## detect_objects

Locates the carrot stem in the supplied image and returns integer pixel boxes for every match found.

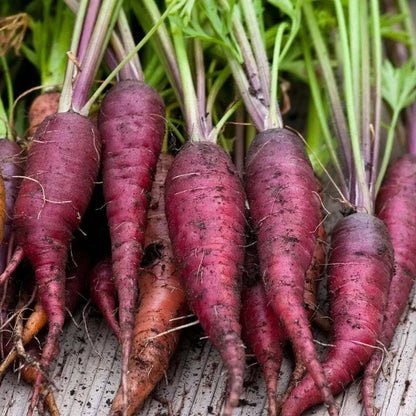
[59,0,89,113]
[82,2,175,115]
[369,0,383,202]
[360,1,371,188]
[170,21,204,141]
[303,2,352,186]
[71,0,121,114]
[239,0,270,107]
[334,0,370,212]
[300,29,346,194]
[267,22,287,130]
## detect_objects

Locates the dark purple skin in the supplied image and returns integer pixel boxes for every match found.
[165,141,246,416]
[8,112,101,410]
[241,281,285,416]
[240,238,284,416]
[0,140,25,273]
[98,79,165,404]
[89,256,120,339]
[362,154,416,416]
[282,213,394,416]
[245,127,336,413]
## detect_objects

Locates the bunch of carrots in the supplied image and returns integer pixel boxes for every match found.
[0,1,416,415]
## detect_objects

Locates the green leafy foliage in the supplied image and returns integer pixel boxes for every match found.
[380,12,411,44]
[382,59,416,112]
[20,0,74,87]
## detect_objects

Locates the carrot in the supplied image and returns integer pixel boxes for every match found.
[165,141,246,416]
[240,229,285,416]
[89,256,120,339]
[19,357,59,416]
[0,111,101,413]
[27,91,60,140]
[0,2,120,411]
[241,271,285,416]
[281,213,394,415]
[110,153,187,416]
[98,78,165,409]
[245,127,336,413]
[362,154,416,415]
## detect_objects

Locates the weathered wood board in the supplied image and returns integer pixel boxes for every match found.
[1,285,415,416]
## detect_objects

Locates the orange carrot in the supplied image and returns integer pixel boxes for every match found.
[18,342,59,416]
[110,154,187,416]
[27,91,60,139]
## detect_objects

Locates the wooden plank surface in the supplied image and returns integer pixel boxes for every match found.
[1,284,415,416]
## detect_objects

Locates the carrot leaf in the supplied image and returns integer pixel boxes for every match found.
[381,59,416,111]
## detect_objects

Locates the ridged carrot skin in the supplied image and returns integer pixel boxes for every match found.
[245,127,336,414]
[165,141,246,416]
[2,112,101,411]
[282,213,394,415]
[362,154,416,416]
[98,79,165,408]
[111,153,187,416]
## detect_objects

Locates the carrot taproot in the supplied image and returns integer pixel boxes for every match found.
[241,275,285,416]
[89,256,120,339]
[0,112,101,411]
[98,79,165,409]
[111,153,187,416]
[245,127,336,414]
[281,213,394,415]
[362,154,416,415]
[239,228,285,416]
[165,141,246,416]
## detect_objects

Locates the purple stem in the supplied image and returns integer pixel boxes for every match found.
[108,29,139,81]
[103,49,121,82]
[77,0,101,65]
[71,0,120,113]
[194,39,209,135]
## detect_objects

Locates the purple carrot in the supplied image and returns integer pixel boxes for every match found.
[282,213,393,415]
[89,256,120,338]
[362,154,416,415]
[245,127,336,414]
